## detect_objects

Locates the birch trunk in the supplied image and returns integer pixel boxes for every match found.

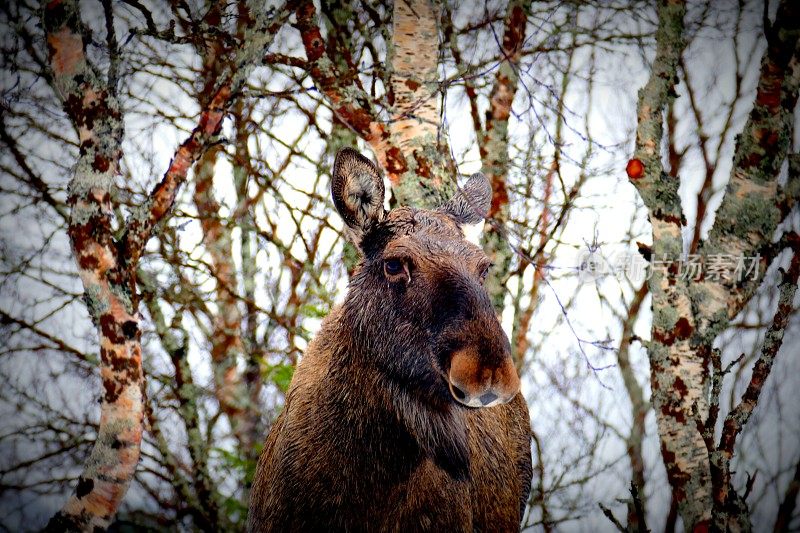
[631,0,800,530]
[479,0,532,312]
[390,0,440,152]
[388,0,451,207]
[43,2,143,528]
[42,2,291,527]
[627,2,708,526]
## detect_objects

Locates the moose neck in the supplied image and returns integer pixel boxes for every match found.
[322,296,471,481]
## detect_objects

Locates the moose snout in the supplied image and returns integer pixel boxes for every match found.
[447,347,520,408]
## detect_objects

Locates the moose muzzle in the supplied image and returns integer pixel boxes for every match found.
[447,345,520,408]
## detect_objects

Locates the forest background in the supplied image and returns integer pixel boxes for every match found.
[0,0,798,531]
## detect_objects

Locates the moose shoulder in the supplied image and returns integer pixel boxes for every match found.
[248,149,532,532]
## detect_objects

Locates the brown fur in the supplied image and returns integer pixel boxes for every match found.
[248,149,532,532]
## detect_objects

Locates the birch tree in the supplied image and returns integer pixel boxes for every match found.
[37,0,289,528]
[629,0,799,529]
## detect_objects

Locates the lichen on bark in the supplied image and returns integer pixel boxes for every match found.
[42,1,292,529]
[629,0,800,530]
[478,0,532,313]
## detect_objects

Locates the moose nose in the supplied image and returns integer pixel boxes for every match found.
[479,392,498,405]
[448,379,508,407]
[450,383,468,402]
[449,383,498,406]
[447,348,520,408]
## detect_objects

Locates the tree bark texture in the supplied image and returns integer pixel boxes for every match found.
[43,2,143,528]
[42,1,290,528]
[388,0,450,207]
[630,0,800,530]
[479,0,532,311]
[295,0,451,208]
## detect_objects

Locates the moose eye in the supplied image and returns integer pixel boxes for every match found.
[384,258,404,277]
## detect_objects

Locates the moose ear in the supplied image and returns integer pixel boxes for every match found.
[440,172,493,225]
[332,148,386,234]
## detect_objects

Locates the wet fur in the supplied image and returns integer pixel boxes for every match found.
[248,151,532,532]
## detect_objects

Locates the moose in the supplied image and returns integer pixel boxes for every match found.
[248,148,532,531]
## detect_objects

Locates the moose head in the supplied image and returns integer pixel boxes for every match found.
[332,148,520,409]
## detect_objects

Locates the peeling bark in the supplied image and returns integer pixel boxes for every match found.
[294,0,450,208]
[41,1,290,528]
[630,0,800,530]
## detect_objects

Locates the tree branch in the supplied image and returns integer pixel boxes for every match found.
[711,244,800,530]
[694,0,800,335]
[40,1,291,529]
[120,5,292,269]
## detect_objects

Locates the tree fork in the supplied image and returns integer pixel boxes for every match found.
[42,1,291,528]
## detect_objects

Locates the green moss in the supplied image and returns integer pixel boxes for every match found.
[654,174,682,213]
[732,112,792,184]
[109,282,134,315]
[687,282,730,340]
[83,284,110,319]
[647,341,669,365]
[70,201,102,226]
[342,240,360,273]
[720,194,779,240]
[394,143,452,210]
[653,304,678,332]
[652,234,682,260]
[394,174,421,207]
[481,227,512,312]
[83,418,137,475]
[483,122,510,177]
[785,168,800,200]
[178,382,198,404]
